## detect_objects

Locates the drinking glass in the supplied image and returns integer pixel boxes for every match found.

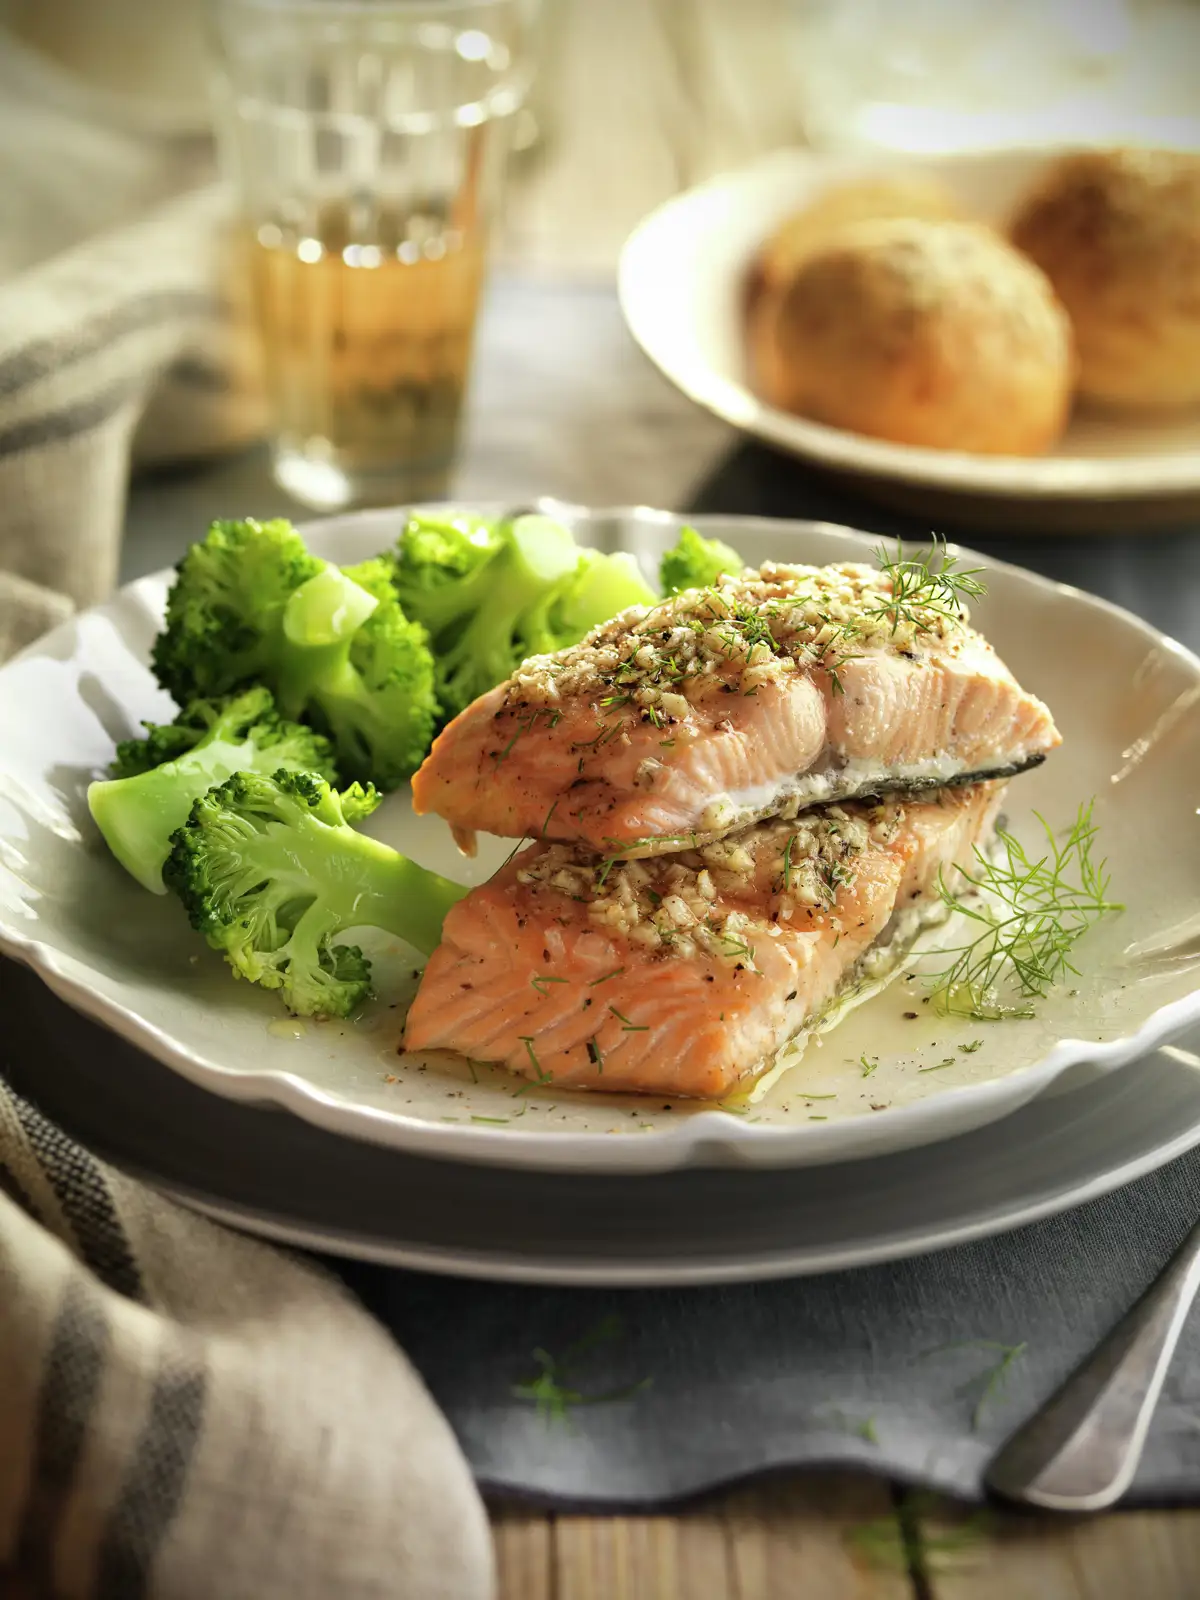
[207,0,539,509]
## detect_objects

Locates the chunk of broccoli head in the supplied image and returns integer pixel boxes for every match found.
[151,518,437,789]
[163,770,469,1018]
[88,687,338,893]
[660,525,745,595]
[392,511,657,721]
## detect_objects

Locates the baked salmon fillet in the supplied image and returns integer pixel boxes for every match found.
[404,783,1004,1099]
[411,561,1059,856]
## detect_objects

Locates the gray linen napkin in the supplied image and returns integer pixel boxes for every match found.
[353,1152,1200,1509]
[0,29,264,610]
[0,1077,494,1599]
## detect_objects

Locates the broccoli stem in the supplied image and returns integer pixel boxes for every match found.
[507,515,581,585]
[216,799,466,959]
[331,834,468,958]
[558,551,656,634]
[284,563,379,647]
[89,737,268,894]
[275,565,381,720]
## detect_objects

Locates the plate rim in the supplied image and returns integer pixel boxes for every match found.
[3,505,1200,1174]
[142,1057,1200,1284]
[18,952,1200,1288]
[617,146,1200,502]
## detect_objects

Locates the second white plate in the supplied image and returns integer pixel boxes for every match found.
[619,148,1200,516]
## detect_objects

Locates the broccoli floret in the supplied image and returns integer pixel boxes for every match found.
[89,687,337,894]
[660,525,745,595]
[151,518,437,788]
[394,511,656,721]
[390,510,500,621]
[163,770,468,1018]
[152,518,324,701]
[111,698,230,780]
[292,557,439,791]
[395,512,576,719]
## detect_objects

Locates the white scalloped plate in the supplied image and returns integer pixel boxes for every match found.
[2,505,1199,1173]
[619,148,1200,510]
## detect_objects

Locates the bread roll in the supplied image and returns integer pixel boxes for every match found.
[755,173,963,295]
[748,218,1075,456]
[1009,147,1200,409]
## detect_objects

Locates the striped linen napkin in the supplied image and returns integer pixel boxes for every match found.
[0,28,265,613]
[0,1077,494,1600]
[0,26,494,1596]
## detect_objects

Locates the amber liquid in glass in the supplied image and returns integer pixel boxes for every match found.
[247,196,487,507]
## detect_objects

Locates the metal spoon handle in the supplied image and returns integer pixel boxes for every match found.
[986,1220,1200,1511]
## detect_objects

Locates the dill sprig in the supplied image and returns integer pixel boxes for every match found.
[782,834,795,891]
[869,535,986,635]
[515,1036,553,1089]
[814,1406,879,1444]
[927,801,1122,1021]
[530,974,568,996]
[846,1492,993,1574]
[515,1043,556,1094]
[969,1341,1027,1431]
[511,1314,652,1425]
[609,1006,648,1032]
[918,1338,1028,1431]
[595,833,699,887]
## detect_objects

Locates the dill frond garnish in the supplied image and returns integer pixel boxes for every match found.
[530,974,568,995]
[968,1341,1027,1431]
[515,1036,556,1100]
[494,705,563,764]
[609,1006,648,1032]
[918,1338,1028,1431]
[926,801,1121,1021]
[847,1492,992,1574]
[717,931,758,970]
[815,1406,878,1444]
[870,534,987,635]
[501,836,531,869]
[859,1054,879,1077]
[515,1037,553,1087]
[511,1314,652,1425]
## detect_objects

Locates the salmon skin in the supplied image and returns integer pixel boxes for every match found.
[411,561,1059,856]
[405,783,1004,1100]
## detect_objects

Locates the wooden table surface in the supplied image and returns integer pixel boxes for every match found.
[472,2,1200,1595]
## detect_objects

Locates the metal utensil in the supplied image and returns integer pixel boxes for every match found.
[986,1220,1200,1511]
